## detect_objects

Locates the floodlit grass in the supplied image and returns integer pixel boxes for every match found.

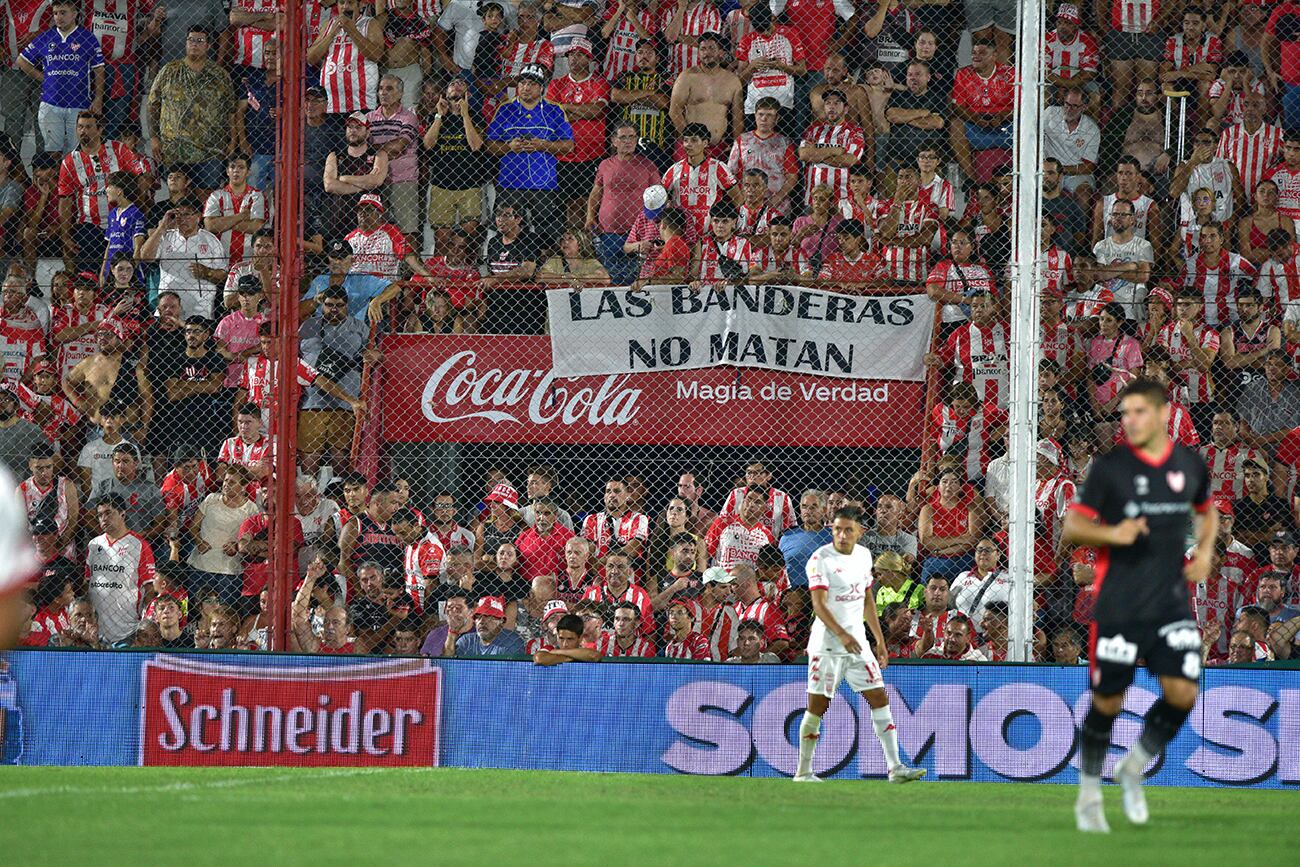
[0,766,1293,865]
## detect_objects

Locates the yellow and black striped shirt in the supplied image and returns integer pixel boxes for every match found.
[615,70,672,149]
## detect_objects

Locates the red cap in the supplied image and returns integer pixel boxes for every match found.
[358,193,384,212]
[1056,2,1081,21]
[484,482,520,512]
[97,318,130,342]
[1213,497,1234,516]
[1148,286,1174,308]
[30,358,56,375]
[474,596,507,619]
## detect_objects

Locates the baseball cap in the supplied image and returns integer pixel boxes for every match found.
[1056,2,1081,21]
[30,516,58,535]
[358,193,384,212]
[518,63,550,83]
[345,111,369,127]
[1213,497,1234,516]
[326,239,354,259]
[563,36,595,57]
[702,566,734,585]
[484,483,520,512]
[1036,439,1061,466]
[236,274,263,295]
[542,600,570,621]
[306,86,327,99]
[30,358,56,376]
[875,551,909,574]
[643,184,668,219]
[97,318,130,342]
[1271,530,1297,546]
[474,596,507,618]
[1245,454,1270,473]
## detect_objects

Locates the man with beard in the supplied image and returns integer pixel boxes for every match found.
[812,53,871,132]
[162,316,228,461]
[62,318,148,431]
[1042,158,1089,256]
[421,76,489,255]
[55,111,144,274]
[322,112,389,244]
[669,33,744,159]
[1102,80,1166,179]
[1220,290,1281,405]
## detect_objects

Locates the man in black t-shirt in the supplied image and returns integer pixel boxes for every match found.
[1063,378,1216,834]
[1232,456,1291,556]
[165,316,230,462]
[422,77,489,254]
[480,198,543,334]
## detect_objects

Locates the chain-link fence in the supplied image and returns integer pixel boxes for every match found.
[4,0,1298,671]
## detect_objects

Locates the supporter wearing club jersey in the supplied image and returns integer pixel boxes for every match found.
[85,492,156,644]
[18,0,105,153]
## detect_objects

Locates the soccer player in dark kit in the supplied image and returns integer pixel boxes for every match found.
[1062,378,1216,833]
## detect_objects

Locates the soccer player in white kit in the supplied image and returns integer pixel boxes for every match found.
[794,507,926,783]
[0,468,38,647]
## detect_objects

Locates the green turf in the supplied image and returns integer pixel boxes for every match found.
[0,767,1293,866]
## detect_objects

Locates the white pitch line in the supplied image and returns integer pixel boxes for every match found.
[0,766,416,800]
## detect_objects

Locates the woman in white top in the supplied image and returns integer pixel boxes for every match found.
[187,465,261,606]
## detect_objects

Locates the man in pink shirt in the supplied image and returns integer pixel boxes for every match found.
[365,74,422,247]
[214,275,267,390]
[587,121,661,284]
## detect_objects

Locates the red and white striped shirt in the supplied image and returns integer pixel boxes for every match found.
[85,0,154,65]
[1264,162,1300,218]
[932,401,1006,480]
[1206,77,1266,129]
[752,244,811,276]
[18,477,72,541]
[926,259,995,323]
[580,510,650,558]
[1219,122,1284,202]
[489,37,554,118]
[1114,400,1200,445]
[231,0,278,67]
[217,434,273,472]
[15,383,80,442]
[727,131,799,214]
[1193,545,1256,655]
[880,198,939,282]
[239,355,320,413]
[346,223,410,279]
[1044,29,1100,79]
[319,13,378,114]
[429,522,476,552]
[1202,441,1265,500]
[736,201,776,239]
[1157,320,1220,403]
[203,184,267,269]
[1064,284,1115,321]
[602,8,657,80]
[1040,319,1081,375]
[662,1,722,75]
[52,302,108,378]
[1181,248,1258,327]
[799,120,865,206]
[0,321,45,383]
[1111,0,1159,32]
[662,157,736,237]
[918,174,955,217]
[3,1,53,68]
[404,532,446,609]
[736,595,789,646]
[1165,31,1223,69]
[700,601,740,660]
[736,27,804,112]
[697,236,753,283]
[596,630,656,657]
[160,462,216,522]
[1039,246,1074,296]
[718,485,796,536]
[583,580,655,634]
[1035,473,1077,549]
[705,517,778,570]
[942,320,1010,408]
[660,630,711,660]
[56,141,142,226]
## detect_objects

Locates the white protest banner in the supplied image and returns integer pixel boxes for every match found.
[547,284,934,381]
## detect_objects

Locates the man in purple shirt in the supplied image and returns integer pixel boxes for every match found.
[419,589,472,657]
[17,0,105,154]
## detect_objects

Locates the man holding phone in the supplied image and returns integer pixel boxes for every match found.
[139,199,229,319]
[422,77,490,256]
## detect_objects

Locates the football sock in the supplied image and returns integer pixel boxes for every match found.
[1079,705,1116,791]
[796,711,822,777]
[871,705,902,769]
[1136,699,1191,759]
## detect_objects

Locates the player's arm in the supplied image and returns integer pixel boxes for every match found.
[809,587,862,654]
[1183,501,1218,584]
[1062,504,1147,548]
[862,593,889,668]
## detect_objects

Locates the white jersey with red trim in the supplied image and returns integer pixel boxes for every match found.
[239,355,320,412]
[880,198,939,282]
[1040,246,1074,296]
[217,434,273,472]
[204,185,268,268]
[56,141,142,227]
[752,244,811,276]
[85,530,155,643]
[662,157,736,237]
[17,477,72,553]
[1035,473,1076,549]
[15,382,81,442]
[662,1,722,74]
[918,175,955,216]
[596,630,656,657]
[581,510,650,557]
[925,259,995,324]
[319,13,378,114]
[430,522,476,552]
[1064,284,1114,321]
[932,401,1005,481]
[404,531,446,609]
[1111,0,1158,32]
[231,0,278,67]
[944,320,1010,408]
[805,542,871,654]
[86,0,154,64]
[1265,162,1300,218]
[727,131,799,213]
[52,302,109,379]
[0,321,45,383]
[736,202,776,239]
[1157,320,1220,403]
[1219,123,1284,202]
[1044,29,1100,79]
[1200,442,1262,500]
[718,485,796,536]
[706,518,778,570]
[799,120,866,206]
[346,223,409,279]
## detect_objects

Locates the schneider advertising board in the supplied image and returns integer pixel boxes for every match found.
[1,653,1295,786]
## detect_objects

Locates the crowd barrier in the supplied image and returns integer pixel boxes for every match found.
[2,651,1295,786]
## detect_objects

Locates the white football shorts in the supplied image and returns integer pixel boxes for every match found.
[806,648,884,697]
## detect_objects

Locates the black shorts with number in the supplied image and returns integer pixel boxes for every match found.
[1089,618,1203,695]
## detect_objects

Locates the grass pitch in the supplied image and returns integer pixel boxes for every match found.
[0,767,1293,865]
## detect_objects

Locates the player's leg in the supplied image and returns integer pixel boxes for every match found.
[795,690,832,781]
[1076,689,1123,833]
[859,686,925,783]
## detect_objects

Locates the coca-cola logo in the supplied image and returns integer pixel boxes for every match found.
[139,656,441,767]
[420,351,642,427]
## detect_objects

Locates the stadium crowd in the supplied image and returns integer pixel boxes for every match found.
[1,0,1299,665]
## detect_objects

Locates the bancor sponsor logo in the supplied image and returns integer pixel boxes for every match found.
[139,656,441,767]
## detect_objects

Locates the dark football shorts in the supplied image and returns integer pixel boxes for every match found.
[1088,618,1203,694]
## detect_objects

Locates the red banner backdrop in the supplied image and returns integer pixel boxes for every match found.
[377,335,924,448]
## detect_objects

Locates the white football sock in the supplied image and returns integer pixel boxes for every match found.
[871,705,902,770]
[1079,773,1102,796]
[796,711,822,777]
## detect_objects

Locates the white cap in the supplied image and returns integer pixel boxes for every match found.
[702,566,734,585]
[642,184,668,215]
[1036,439,1061,465]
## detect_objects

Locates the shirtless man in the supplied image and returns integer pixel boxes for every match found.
[1120,80,1170,175]
[811,53,871,130]
[669,33,744,155]
[63,321,151,432]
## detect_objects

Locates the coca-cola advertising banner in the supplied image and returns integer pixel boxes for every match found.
[379,334,926,447]
[546,286,933,381]
[138,656,441,767]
